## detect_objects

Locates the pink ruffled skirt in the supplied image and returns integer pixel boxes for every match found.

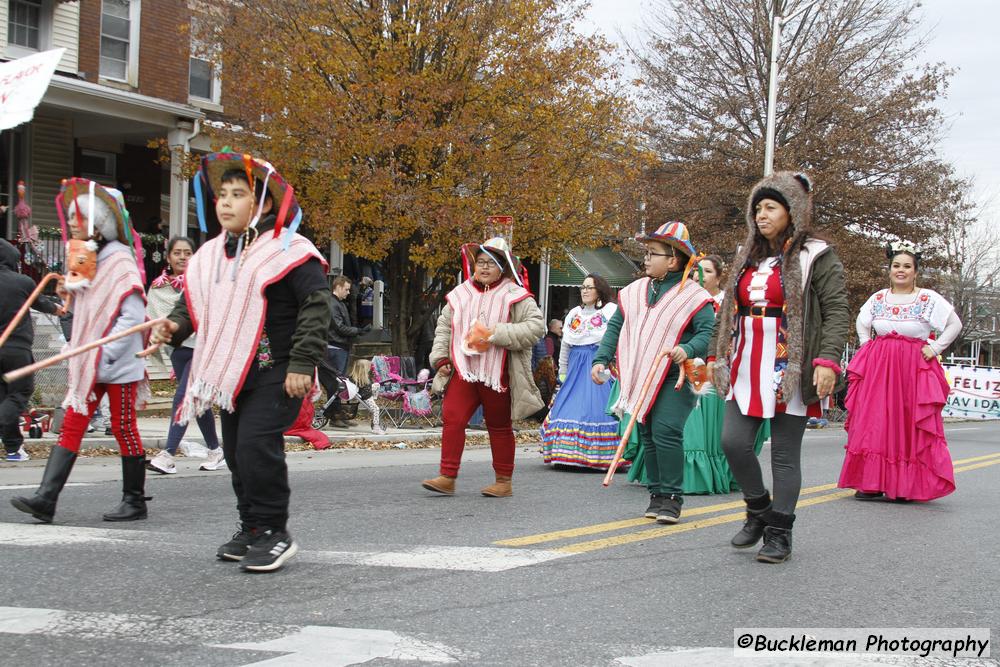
[838,333,955,501]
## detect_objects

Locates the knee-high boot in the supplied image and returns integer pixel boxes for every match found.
[10,446,77,523]
[103,455,151,522]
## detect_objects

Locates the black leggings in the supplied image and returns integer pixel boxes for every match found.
[720,400,807,515]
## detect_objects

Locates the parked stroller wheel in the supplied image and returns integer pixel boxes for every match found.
[29,425,43,439]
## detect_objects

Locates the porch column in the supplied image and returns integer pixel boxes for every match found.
[328,239,344,276]
[538,250,551,322]
[166,122,193,238]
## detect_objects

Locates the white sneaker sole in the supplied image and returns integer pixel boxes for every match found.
[199,461,227,471]
[241,541,299,572]
[146,462,176,475]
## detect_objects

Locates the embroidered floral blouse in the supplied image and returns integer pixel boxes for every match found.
[559,302,617,378]
[856,288,962,355]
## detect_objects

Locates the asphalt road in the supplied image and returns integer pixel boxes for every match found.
[1,422,998,666]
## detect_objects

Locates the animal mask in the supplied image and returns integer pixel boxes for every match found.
[674,357,713,395]
[64,239,98,292]
[461,319,492,355]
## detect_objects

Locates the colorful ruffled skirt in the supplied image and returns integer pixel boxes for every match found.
[540,344,620,469]
[838,333,955,501]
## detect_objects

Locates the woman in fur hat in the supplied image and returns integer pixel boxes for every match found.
[715,171,849,563]
[421,237,545,498]
[592,222,715,524]
[11,179,151,524]
[838,242,960,502]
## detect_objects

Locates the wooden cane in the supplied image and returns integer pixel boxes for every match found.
[602,349,672,487]
[0,272,66,348]
[2,318,167,383]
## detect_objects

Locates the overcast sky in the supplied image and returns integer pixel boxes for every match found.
[582,0,1000,220]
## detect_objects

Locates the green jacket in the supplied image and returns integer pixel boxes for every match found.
[798,243,850,404]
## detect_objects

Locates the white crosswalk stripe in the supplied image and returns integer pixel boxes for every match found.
[0,522,570,571]
[0,606,462,666]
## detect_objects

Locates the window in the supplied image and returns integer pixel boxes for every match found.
[7,0,43,51]
[100,0,140,84]
[79,149,116,186]
[188,15,221,106]
[188,56,215,101]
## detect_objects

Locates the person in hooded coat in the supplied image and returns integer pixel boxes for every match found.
[0,239,62,461]
[715,171,850,564]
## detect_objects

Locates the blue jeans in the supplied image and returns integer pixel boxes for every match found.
[165,346,220,455]
[328,347,349,374]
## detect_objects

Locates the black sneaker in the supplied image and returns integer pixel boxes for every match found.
[644,494,664,519]
[655,494,682,524]
[240,529,299,573]
[217,526,254,561]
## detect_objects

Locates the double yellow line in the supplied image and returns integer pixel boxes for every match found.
[496,451,1000,555]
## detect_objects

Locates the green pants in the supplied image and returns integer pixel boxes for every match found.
[636,373,697,498]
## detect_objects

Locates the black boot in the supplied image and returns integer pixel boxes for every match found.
[756,511,794,563]
[10,446,77,523]
[731,491,771,548]
[103,455,151,522]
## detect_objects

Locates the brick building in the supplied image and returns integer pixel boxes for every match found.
[0,0,217,273]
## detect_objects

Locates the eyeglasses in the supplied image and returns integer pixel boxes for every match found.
[579,285,596,291]
[474,260,497,269]
[643,251,671,259]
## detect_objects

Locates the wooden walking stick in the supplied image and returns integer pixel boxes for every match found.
[2,318,167,383]
[602,348,673,487]
[0,272,66,349]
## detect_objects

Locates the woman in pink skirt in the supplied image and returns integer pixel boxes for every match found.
[838,241,962,502]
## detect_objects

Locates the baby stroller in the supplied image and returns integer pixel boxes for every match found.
[313,373,360,429]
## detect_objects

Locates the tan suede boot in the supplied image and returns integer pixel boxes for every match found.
[421,475,456,495]
[480,475,512,497]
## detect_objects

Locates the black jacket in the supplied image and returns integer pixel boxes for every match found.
[328,295,361,348]
[0,239,60,351]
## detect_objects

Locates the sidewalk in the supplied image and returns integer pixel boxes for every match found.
[23,398,520,452]
[25,416,474,451]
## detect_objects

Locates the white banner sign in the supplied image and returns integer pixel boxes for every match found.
[0,48,66,131]
[942,364,1000,420]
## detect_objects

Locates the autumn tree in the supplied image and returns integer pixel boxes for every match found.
[633,0,970,315]
[201,0,641,354]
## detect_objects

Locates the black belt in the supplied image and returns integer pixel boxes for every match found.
[737,305,784,318]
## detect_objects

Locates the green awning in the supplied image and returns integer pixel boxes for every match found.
[548,246,639,288]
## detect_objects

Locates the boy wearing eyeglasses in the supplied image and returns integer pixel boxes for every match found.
[591,222,715,524]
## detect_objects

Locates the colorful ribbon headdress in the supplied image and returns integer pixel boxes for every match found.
[192,150,304,250]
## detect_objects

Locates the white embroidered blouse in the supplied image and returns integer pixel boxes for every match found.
[856,288,962,354]
[559,302,617,378]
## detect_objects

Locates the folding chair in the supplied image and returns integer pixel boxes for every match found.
[371,355,405,428]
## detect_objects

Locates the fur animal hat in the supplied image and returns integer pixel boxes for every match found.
[713,171,815,400]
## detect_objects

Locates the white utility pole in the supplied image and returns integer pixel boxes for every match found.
[763,0,820,176]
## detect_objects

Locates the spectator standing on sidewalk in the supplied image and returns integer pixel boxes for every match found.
[145,236,224,475]
[0,239,62,461]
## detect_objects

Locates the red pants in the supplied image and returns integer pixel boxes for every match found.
[440,372,514,477]
[58,382,144,457]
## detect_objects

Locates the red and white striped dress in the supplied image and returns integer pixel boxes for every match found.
[728,258,823,418]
